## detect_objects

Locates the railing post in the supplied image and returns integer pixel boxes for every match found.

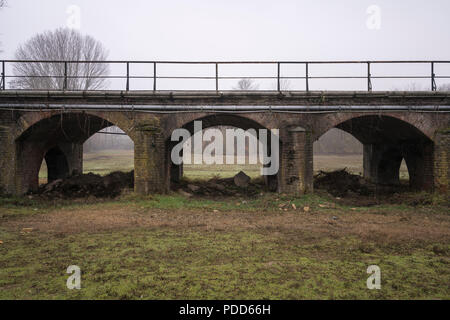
[126,62,130,91]
[431,62,437,91]
[215,63,219,92]
[63,62,68,90]
[277,62,280,92]
[305,62,309,92]
[1,61,5,90]
[367,62,372,92]
[153,62,157,91]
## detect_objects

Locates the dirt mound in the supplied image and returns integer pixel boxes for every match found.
[35,171,134,198]
[314,169,371,197]
[174,174,264,197]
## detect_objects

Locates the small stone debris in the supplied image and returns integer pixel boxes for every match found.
[178,189,193,198]
[35,171,134,199]
[234,171,251,188]
[303,206,310,213]
[314,169,370,197]
[172,171,263,197]
[187,184,200,193]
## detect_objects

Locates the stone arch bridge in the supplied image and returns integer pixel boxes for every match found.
[0,90,449,195]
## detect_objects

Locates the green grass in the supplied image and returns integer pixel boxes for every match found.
[0,225,448,300]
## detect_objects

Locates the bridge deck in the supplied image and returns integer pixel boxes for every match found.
[0,90,449,110]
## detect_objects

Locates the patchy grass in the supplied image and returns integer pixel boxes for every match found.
[0,226,448,300]
[7,152,448,299]
[0,191,449,300]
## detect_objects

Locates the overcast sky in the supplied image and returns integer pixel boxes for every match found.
[1,0,449,90]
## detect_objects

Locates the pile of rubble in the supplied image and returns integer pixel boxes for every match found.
[36,171,134,198]
[314,169,371,197]
[175,171,263,197]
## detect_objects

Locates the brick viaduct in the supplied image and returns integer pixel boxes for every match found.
[0,90,449,196]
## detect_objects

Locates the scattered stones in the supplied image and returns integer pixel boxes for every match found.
[172,172,263,197]
[187,184,200,193]
[178,189,193,198]
[303,206,310,212]
[35,171,134,199]
[314,169,370,197]
[233,171,251,188]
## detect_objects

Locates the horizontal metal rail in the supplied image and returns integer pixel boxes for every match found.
[1,60,449,92]
[1,103,449,113]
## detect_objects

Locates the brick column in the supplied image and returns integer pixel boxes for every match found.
[434,130,450,193]
[404,142,434,191]
[0,124,16,195]
[279,126,313,195]
[363,144,402,185]
[133,121,167,195]
[167,140,183,184]
[58,142,83,176]
[363,144,375,182]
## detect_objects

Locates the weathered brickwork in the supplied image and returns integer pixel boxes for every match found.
[279,127,313,195]
[0,122,16,195]
[133,118,167,195]
[434,131,450,193]
[0,108,448,196]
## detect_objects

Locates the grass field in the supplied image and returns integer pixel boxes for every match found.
[5,150,445,300]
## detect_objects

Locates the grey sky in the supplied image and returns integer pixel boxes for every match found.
[1,0,449,90]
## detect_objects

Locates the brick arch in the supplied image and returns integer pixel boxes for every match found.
[313,113,435,190]
[14,110,137,142]
[164,113,281,191]
[14,111,136,194]
[313,112,436,142]
[162,112,281,142]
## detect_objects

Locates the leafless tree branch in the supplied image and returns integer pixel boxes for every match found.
[233,78,259,90]
[11,28,109,90]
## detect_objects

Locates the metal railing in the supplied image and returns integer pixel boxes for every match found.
[1,60,449,92]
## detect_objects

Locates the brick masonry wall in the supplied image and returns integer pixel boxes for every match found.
[1,109,448,196]
[279,127,313,195]
[134,118,167,195]
[434,131,450,193]
[0,125,16,194]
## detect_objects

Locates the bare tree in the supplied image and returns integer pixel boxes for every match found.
[272,79,292,91]
[11,28,109,90]
[233,78,259,90]
[0,0,6,52]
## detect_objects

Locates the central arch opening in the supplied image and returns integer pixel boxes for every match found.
[167,115,279,197]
